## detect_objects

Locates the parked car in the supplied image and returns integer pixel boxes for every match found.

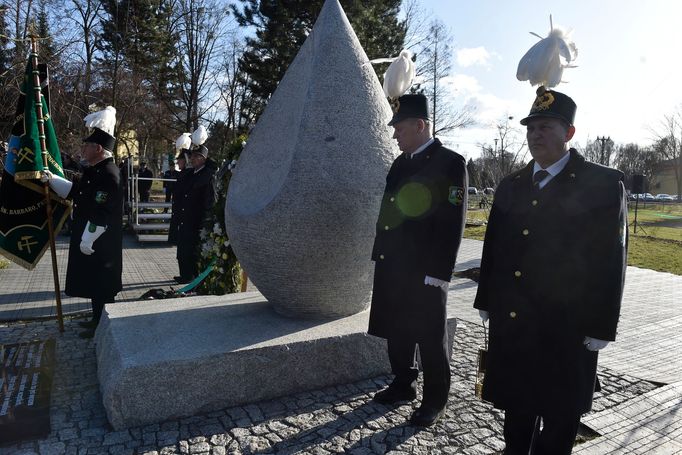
[631,193,655,202]
[483,187,495,195]
[655,194,674,202]
[468,187,478,195]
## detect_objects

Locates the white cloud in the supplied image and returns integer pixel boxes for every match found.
[456,47,492,68]
[441,74,481,97]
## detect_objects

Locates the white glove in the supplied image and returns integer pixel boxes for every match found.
[40,170,73,198]
[80,222,106,255]
[583,336,609,351]
[479,310,489,322]
[424,275,449,290]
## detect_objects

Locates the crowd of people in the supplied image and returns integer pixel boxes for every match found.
[35,84,627,453]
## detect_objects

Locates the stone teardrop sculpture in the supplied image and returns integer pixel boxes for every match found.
[225,0,399,319]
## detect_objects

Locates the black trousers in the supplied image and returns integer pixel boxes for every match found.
[503,409,580,455]
[387,322,451,409]
[177,243,198,280]
[91,295,115,324]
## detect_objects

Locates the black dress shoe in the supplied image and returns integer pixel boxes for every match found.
[78,329,96,339]
[410,406,445,427]
[78,319,97,328]
[373,386,417,404]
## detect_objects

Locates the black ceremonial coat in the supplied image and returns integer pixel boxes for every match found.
[473,149,627,416]
[368,139,467,340]
[168,168,191,244]
[65,157,123,298]
[174,161,216,260]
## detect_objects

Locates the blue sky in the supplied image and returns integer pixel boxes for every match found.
[414,0,682,161]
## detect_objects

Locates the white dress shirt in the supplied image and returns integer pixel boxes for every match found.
[532,151,571,189]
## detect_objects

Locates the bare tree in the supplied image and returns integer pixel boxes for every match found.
[614,143,660,192]
[215,29,250,136]
[45,0,103,146]
[173,0,230,131]
[476,115,528,187]
[0,0,35,134]
[578,137,614,165]
[651,107,682,198]
[413,19,474,136]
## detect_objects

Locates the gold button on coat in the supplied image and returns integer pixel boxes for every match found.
[384,226,389,230]
[379,254,385,260]
[532,200,538,206]
[522,229,529,236]
[514,270,522,277]
[510,311,517,318]
[390,197,395,202]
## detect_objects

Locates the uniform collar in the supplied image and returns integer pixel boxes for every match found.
[515,148,584,184]
[533,150,570,177]
[409,137,435,158]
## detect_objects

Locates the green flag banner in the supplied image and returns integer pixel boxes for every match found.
[0,58,71,270]
[12,60,64,181]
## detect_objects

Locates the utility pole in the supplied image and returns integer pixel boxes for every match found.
[597,136,611,166]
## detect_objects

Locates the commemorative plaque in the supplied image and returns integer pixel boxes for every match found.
[0,339,55,443]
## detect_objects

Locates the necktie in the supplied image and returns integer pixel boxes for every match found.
[533,170,550,190]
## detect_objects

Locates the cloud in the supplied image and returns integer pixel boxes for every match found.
[441,74,482,97]
[456,47,492,68]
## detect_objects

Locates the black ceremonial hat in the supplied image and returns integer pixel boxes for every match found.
[83,127,116,151]
[191,144,209,158]
[388,94,431,126]
[520,86,577,126]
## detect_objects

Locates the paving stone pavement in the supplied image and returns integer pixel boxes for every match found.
[0,234,179,322]
[0,317,660,455]
[1,238,682,453]
[575,382,682,454]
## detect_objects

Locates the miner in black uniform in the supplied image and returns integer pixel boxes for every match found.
[173,145,216,284]
[369,94,468,427]
[168,151,189,243]
[474,87,628,454]
[137,161,153,203]
[43,117,123,339]
[162,156,181,211]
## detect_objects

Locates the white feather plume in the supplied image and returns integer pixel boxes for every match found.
[382,50,415,98]
[191,125,208,146]
[516,16,577,88]
[175,133,191,151]
[83,106,117,135]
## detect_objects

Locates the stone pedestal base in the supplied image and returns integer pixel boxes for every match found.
[95,292,457,429]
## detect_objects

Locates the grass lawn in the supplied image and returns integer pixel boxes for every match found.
[628,203,682,274]
[464,203,682,276]
[627,235,682,275]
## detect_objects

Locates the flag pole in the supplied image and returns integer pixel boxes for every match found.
[29,34,64,333]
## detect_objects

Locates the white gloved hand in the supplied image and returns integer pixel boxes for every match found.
[583,336,609,351]
[40,170,52,182]
[41,170,73,198]
[424,275,449,291]
[479,310,489,322]
[80,222,106,255]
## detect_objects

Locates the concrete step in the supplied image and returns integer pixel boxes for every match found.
[137,202,172,209]
[137,213,172,220]
[136,234,169,242]
[132,223,170,231]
